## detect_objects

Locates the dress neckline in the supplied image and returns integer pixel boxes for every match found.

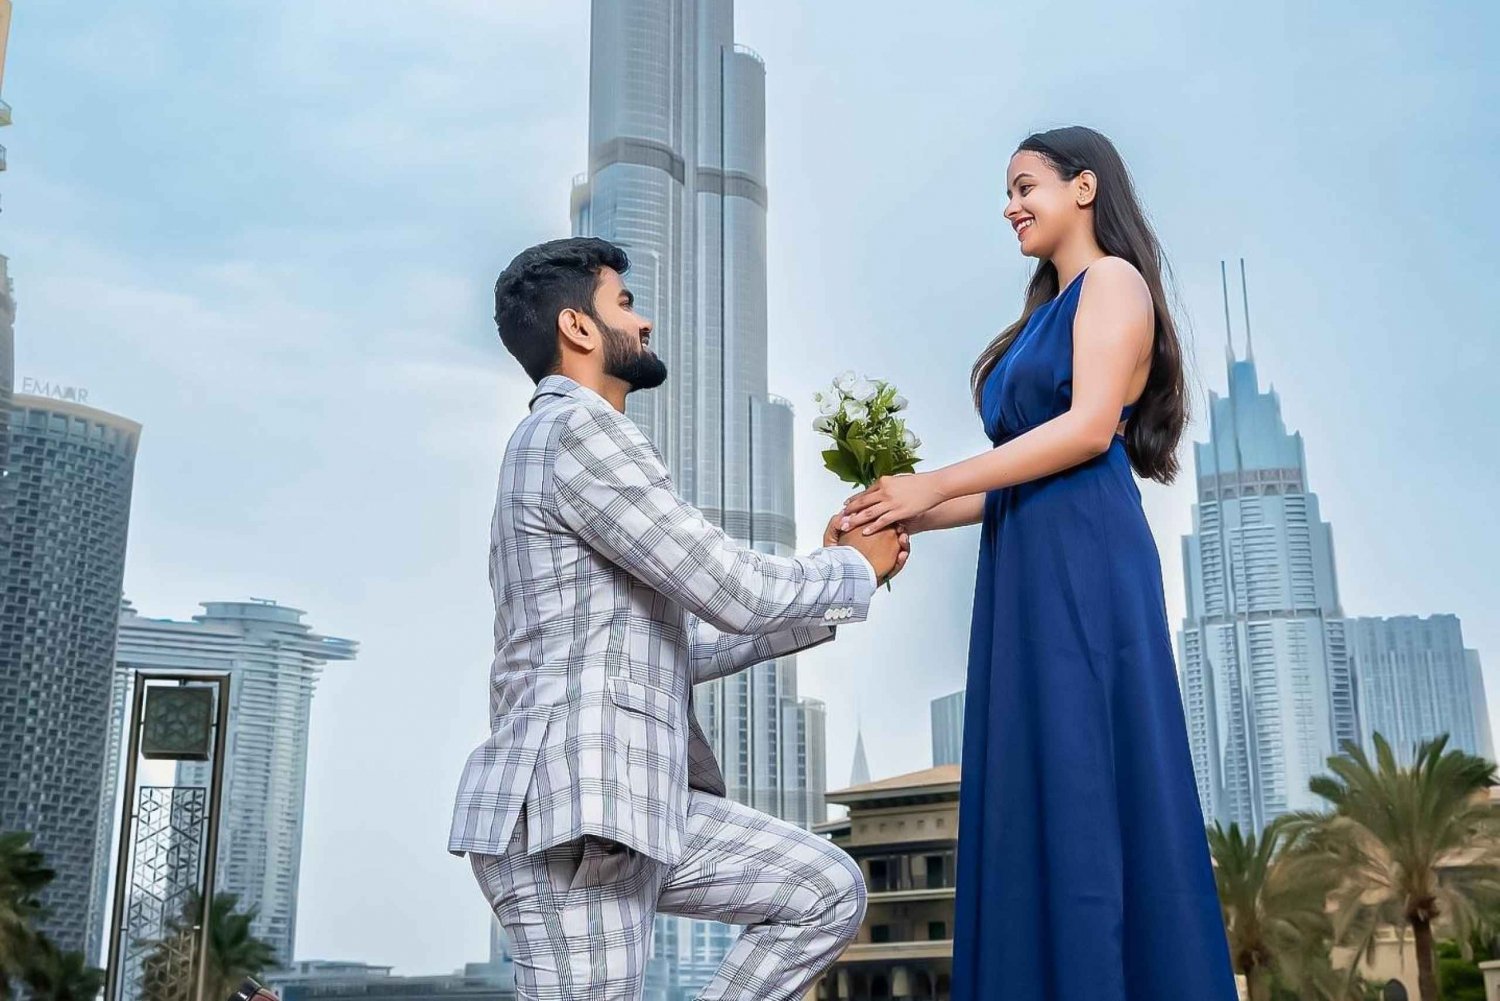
[1049,265,1091,304]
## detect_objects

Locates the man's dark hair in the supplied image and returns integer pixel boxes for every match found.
[493,237,631,383]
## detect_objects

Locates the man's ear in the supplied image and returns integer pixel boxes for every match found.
[557,307,595,354]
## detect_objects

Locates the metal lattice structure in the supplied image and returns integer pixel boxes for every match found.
[105,674,230,1001]
[121,786,208,1000]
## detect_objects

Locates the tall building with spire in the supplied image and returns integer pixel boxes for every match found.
[1177,262,1357,833]
[567,5,823,995]
[849,726,871,787]
[569,0,823,831]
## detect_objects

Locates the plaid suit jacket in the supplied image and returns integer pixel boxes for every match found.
[448,375,876,866]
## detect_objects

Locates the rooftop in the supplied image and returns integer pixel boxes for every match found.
[827,764,961,805]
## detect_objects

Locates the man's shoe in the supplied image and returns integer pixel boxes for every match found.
[228,977,277,1000]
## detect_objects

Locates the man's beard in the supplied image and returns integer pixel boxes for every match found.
[600,318,668,391]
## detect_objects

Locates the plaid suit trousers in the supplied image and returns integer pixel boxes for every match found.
[470,789,867,1001]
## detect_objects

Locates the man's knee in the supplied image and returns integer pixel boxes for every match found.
[822,849,867,943]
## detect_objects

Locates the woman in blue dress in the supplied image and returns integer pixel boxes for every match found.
[841,126,1237,1000]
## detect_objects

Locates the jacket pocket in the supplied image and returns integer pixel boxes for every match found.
[605,676,678,730]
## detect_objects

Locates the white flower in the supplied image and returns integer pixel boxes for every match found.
[813,416,836,434]
[842,400,868,423]
[851,378,878,402]
[818,394,841,417]
[833,370,858,394]
[903,429,921,450]
[890,394,909,412]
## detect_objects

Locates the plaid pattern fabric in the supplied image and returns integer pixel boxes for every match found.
[470,789,867,1001]
[449,376,875,865]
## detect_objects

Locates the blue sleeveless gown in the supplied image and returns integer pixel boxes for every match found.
[950,268,1237,1000]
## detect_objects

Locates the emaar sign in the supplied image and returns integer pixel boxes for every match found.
[20,378,90,404]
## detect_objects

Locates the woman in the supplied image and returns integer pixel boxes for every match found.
[841,126,1237,999]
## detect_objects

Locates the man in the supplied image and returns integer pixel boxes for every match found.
[448,237,906,1000]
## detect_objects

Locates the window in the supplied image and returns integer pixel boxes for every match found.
[925,854,947,889]
[928,921,948,940]
[870,925,891,944]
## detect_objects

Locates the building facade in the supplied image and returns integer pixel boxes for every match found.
[0,256,13,482]
[266,960,515,1001]
[811,765,959,1001]
[1346,615,1489,763]
[568,3,821,994]
[929,691,964,768]
[0,394,140,954]
[568,0,819,827]
[90,599,357,964]
[1177,319,1357,833]
[1470,650,1495,762]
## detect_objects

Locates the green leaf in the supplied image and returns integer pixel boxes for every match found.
[844,434,869,465]
[821,449,863,484]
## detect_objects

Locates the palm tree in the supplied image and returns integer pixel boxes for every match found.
[0,831,55,1000]
[1210,817,1341,1001]
[1270,944,1370,1000]
[22,937,105,1001]
[141,891,277,1001]
[1290,734,1500,1001]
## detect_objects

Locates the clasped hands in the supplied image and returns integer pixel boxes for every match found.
[822,511,910,586]
[820,472,952,585]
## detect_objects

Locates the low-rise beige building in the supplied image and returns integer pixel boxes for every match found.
[808,765,959,1001]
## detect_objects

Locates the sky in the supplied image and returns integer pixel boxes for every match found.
[5,0,1497,977]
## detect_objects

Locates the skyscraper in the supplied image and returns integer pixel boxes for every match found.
[0,256,14,502]
[91,600,357,965]
[0,392,140,954]
[931,689,965,768]
[1177,263,1357,833]
[789,696,827,826]
[567,5,817,993]
[1346,615,1489,763]
[571,3,812,813]
[0,0,11,186]
[1469,650,1495,762]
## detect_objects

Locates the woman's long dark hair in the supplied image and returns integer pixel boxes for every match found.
[971,126,1187,483]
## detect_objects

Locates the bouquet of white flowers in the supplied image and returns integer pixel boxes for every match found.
[813,371,922,489]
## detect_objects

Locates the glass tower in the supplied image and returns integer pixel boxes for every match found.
[1346,615,1488,763]
[568,3,820,994]
[1177,272,1356,833]
[0,393,140,954]
[931,690,965,768]
[90,600,357,964]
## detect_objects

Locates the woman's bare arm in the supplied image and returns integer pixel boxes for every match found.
[908,494,986,534]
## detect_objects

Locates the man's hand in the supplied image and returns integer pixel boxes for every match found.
[823,512,909,584]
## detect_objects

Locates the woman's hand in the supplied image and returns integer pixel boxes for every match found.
[841,473,949,536]
[823,511,912,581]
